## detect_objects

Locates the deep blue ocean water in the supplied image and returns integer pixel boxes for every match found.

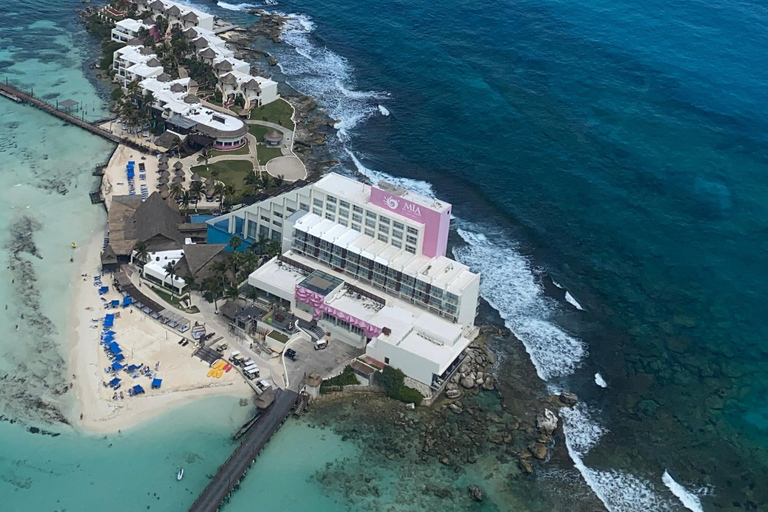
[1,0,766,509]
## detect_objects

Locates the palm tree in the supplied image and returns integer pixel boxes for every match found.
[183,273,196,292]
[274,174,284,188]
[213,183,226,207]
[244,171,260,188]
[260,173,272,190]
[224,285,240,302]
[196,147,212,172]
[202,277,223,312]
[163,262,178,295]
[229,235,242,252]
[265,239,282,258]
[133,241,149,265]
[169,182,183,199]
[249,234,268,254]
[179,190,191,210]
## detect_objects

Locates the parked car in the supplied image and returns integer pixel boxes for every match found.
[285,348,298,361]
[314,339,328,351]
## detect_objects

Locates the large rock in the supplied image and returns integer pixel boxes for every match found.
[559,391,579,407]
[482,376,495,390]
[530,443,548,460]
[460,376,476,389]
[536,409,558,435]
[446,388,462,399]
[468,484,483,502]
[448,402,464,414]
[518,458,533,474]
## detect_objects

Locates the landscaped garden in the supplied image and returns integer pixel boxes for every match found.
[191,160,255,192]
[248,124,270,141]
[257,146,283,166]
[210,142,251,158]
[248,99,295,130]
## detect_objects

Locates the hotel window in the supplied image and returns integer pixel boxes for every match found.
[327,196,337,203]
[406,235,418,245]
[286,207,296,213]
[379,216,390,225]
[392,240,402,249]
[352,213,362,223]
[325,213,335,221]
[247,221,258,240]
[274,212,283,218]
[379,225,389,234]
[377,234,388,243]
[340,200,350,209]
[366,210,376,219]
[353,205,363,213]
[339,208,349,218]
[313,208,322,216]
[407,226,418,235]
[393,221,404,230]
[446,292,459,303]
[392,230,403,239]
[365,218,376,228]
[352,223,361,232]
[272,220,282,227]
[313,198,323,208]
[405,245,416,254]
[300,202,309,211]
[365,228,375,237]
[326,204,336,213]
[260,215,270,222]
[339,219,348,227]
[259,225,270,237]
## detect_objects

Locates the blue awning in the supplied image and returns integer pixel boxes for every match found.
[108,377,121,387]
[151,378,162,389]
[132,385,145,394]
[127,364,139,372]
[104,330,116,335]
[102,334,115,342]
[114,354,125,362]
[107,342,121,353]
[99,286,109,295]
[122,297,133,306]
[111,362,124,371]
[110,300,119,307]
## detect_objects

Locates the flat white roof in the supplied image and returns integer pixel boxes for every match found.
[395,330,471,374]
[115,19,150,32]
[248,257,307,296]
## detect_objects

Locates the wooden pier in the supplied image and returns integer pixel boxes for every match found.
[189,389,299,512]
[0,81,153,155]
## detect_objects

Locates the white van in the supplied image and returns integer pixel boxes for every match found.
[314,339,328,350]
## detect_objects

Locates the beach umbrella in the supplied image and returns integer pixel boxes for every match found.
[173,161,184,170]
[191,173,202,182]
[158,176,169,185]
[172,176,184,184]
[159,170,170,178]
[160,190,170,199]
[158,162,169,171]
[159,153,169,162]
[174,168,185,177]
[157,183,169,192]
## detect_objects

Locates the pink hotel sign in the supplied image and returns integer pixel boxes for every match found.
[369,187,451,258]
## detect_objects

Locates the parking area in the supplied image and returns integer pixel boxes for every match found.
[284,337,364,390]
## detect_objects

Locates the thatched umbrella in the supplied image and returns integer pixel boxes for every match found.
[173,161,184,170]
[174,168,185,176]
[158,176,169,185]
[160,190,170,200]
[191,173,202,182]
[157,183,170,192]
[159,169,170,178]
[159,153,169,162]
[172,176,184,184]
[158,162,169,171]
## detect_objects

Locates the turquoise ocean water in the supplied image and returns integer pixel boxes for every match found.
[2,0,767,510]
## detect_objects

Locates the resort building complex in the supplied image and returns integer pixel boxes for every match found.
[207,173,481,389]
[110,0,279,149]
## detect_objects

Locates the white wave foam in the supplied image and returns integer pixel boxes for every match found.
[560,404,674,512]
[551,279,564,289]
[378,104,390,116]
[344,149,435,198]
[565,291,585,311]
[453,227,587,380]
[595,372,607,388]
[271,13,388,142]
[663,471,705,512]
[217,2,258,11]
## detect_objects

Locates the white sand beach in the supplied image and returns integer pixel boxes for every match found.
[68,227,253,435]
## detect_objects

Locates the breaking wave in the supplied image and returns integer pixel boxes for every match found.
[272,13,389,142]
[565,291,584,311]
[217,2,259,11]
[663,471,705,512]
[594,372,608,388]
[378,105,390,116]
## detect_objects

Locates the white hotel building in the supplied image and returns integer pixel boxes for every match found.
[207,174,481,388]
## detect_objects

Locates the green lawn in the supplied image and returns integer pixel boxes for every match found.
[190,160,255,192]
[257,146,283,165]
[210,142,250,158]
[150,286,200,313]
[248,99,295,130]
[248,124,270,142]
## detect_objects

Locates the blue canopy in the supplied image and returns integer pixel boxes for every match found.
[108,377,121,387]
[127,170,135,178]
[107,341,121,352]
[132,385,145,394]
[99,286,109,295]
[104,330,116,336]
[127,364,139,372]
[151,378,162,389]
[110,300,119,307]
[111,362,124,371]
[122,297,133,306]
[102,334,115,343]
[113,354,125,362]
[104,313,115,327]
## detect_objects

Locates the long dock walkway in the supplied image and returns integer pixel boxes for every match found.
[0,81,154,154]
[189,389,299,512]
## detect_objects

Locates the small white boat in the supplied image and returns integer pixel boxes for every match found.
[177,468,184,481]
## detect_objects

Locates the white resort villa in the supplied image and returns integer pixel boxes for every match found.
[207,173,481,389]
[110,0,279,150]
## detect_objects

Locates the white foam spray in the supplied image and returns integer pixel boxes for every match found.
[663,471,705,512]
[594,372,607,388]
[217,2,259,11]
[378,104,390,116]
[565,291,585,310]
